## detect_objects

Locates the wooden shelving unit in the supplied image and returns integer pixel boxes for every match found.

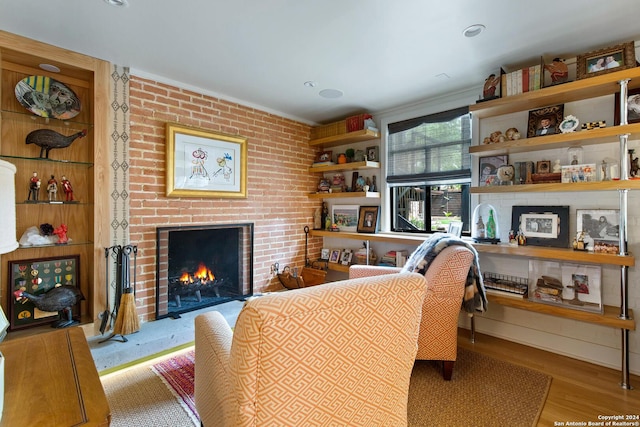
[309,160,380,173]
[308,191,380,200]
[469,65,638,388]
[0,30,110,335]
[308,129,379,148]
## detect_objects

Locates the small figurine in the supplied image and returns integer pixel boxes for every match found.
[482,73,501,100]
[517,229,527,246]
[61,175,74,201]
[371,175,377,192]
[497,165,514,185]
[53,223,69,244]
[28,171,40,201]
[47,175,58,201]
[629,150,639,177]
[553,159,562,173]
[26,128,87,159]
[505,127,521,140]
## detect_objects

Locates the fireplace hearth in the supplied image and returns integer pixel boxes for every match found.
[156,223,253,319]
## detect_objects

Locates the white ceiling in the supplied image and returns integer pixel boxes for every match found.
[1,0,639,125]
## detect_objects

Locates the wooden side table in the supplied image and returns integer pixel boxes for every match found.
[0,327,110,426]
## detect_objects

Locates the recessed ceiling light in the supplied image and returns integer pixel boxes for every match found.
[103,0,129,7]
[39,63,60,73]
[304,81,317,88]
[319,89,344,99]
[462,24,485,38]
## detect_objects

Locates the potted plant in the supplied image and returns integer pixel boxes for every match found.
[345,148,355,162]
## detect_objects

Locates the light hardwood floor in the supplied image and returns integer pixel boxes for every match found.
[456,329,640,426]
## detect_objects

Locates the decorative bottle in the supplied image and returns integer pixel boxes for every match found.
[476,215,485,238]
[486,209,496,239]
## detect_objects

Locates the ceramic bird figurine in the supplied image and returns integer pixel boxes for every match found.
[26,128,87,159]
[14,285,85,328]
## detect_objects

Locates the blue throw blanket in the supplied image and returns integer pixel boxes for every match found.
[400,233,487,313]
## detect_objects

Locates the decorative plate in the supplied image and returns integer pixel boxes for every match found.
[14,75,81,120]
[559,115,579,133]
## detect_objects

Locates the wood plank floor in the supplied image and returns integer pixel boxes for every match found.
[456,329,640,426]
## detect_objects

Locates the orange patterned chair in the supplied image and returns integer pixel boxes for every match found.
[195,272,428,427]
[349,245,477,381]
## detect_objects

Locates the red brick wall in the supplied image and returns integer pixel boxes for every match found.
[129,76,322,322]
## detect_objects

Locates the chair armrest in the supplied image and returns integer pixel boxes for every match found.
[349,265,402,279]
[195,311,236,427]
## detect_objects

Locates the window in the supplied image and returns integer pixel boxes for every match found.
[387,106,471,233]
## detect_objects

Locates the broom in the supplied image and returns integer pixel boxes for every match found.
[113,245,140,335]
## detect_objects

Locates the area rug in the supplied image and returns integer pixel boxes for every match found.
[103,347,551,427]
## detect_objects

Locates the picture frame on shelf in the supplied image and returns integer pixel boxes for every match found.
[320,248,330,260]
[536,160,551,174]
[576,209,620,253]
[8,255,81,331]
[329,249,341,263]
[447,221,463,237]
[560,263,603,313]
[332,204,359,232]
[576,41,636,80]
[479,69,504,102]
[366,146,379,162]
[527,104,564,138]
[315,150,333,163]
[479,155,508,186]
[561,163,597,183]
[165,122,248,198]
[511,205,569,248]
[357,206,380,233]
[340,249,353,265]
[614,87,640,125]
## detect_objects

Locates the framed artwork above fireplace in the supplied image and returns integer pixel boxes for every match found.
[165,123,248,198]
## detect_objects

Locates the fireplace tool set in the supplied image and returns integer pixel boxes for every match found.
[277,226,327,289]
[99,244,140,343]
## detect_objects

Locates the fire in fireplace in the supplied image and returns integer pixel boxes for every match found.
[156,223,253,319]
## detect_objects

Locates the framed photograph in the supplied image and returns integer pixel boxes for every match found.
[320,248,330,260]
[165,122,248,198]
[357,206,380,233]
[560,263,603,313]
[576,209,620,244]
[527,105,564,138]
[332,204,359,232]
[366,146,379,162]
[448,220,463,237]
[512,205,569,248]
[479,155,508,186]
[561,164,597,183]
[559,115,580,133]
[614,87,640,125]
[536,160,551,174]
[340,249,353,265]
[329,249,341,264]
[8,255,81,330]
[576,41,636,80]
[315,150,333,163]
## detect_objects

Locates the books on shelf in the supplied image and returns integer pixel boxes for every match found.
[501,63,542,97]
[378,250,408,268]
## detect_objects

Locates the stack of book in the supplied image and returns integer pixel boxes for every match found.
[483,272,528,298]
[378,250,408,267]
[502,63,542,97]
[531,275,564,303]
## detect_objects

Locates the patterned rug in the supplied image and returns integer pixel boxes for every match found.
[103,346,551,426]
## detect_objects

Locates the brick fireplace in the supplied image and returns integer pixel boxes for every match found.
[155,223,253,319]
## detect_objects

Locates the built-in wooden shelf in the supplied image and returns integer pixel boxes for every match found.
[309,230,634,267]
[469,66,640,119]
[469,123,640,156]
[308,191,380,199]
[308,129,379,148]
[309,160,380,173]
[471,179,640,193]
[486,294,635,330]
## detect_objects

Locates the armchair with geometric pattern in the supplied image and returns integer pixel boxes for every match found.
[195,272,428,427]
[349,245,476,381]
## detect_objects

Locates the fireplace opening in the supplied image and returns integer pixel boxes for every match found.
[156,223,253,319]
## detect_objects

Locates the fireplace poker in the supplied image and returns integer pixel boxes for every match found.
[99,247,111,335]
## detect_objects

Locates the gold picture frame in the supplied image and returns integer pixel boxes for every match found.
[576,41,636,80]
[165,123,247,198]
